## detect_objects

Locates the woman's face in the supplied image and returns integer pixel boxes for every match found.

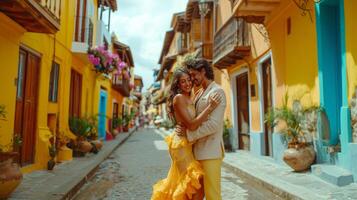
[178,73,192,94]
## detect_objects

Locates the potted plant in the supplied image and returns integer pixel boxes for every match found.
[265,93,320,171]
[123,112,131,132]
[47,132,56,170]
[55,131,72,162]
[223,119,233,151]
[0,105,23,199]
[68,117,93,157]
[112,117,122,136]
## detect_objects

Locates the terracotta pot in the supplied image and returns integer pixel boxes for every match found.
[78,141,92,153]
[112,129,120,137]
[123,126,129,132]
[91,140,103,151]
[89,140,103,154]
[0,156,23,199]
[283,146,316,172]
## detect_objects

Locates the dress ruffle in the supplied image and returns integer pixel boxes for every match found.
[151,134,204,200]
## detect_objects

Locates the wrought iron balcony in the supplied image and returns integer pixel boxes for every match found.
[112,74,131,97]
[0,0,61,33]
[213,17,250,68]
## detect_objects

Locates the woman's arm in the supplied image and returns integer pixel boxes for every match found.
[173,94,220,131]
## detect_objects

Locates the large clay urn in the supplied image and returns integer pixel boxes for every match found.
[0,152,23,199]
[283,146,316,172]
[78,141,93,153]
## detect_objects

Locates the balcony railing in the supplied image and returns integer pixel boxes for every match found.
[36,0,61,19]
[198,43,213,60]
[112,74,131,97]
[213,17,250,67]
[74,16,94,46]
[0,0,61,33]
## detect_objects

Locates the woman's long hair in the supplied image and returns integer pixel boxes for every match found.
[167,67,190,123]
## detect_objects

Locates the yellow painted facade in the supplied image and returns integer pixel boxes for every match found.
[0,0,126,173]
[267,0,319,108]
[215,0,321,134]
[344,0,357,100]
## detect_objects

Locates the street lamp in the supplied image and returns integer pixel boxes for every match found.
[199,0,210,17]
[199,0,210,58]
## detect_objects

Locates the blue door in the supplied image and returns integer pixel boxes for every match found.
[98,89,108,140]
[316,0,344,145]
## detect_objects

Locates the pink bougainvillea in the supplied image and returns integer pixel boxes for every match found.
[87,46,119,75]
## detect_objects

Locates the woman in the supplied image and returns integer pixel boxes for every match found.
[151,67,221,200]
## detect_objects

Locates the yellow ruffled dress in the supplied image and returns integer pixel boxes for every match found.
[151,106,204,200]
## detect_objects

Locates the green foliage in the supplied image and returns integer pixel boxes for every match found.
[112,117,123,129]
[223,119,232,139]
[123,112,132,126]
[0,134,22,153]
[69,117,90,137]
[69,116,95,138]
[264,92,322,144]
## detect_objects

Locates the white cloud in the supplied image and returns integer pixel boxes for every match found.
[111,0,188,90]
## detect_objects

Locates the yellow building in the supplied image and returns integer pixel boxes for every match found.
[0,0,133,173]
[215,0,357,184]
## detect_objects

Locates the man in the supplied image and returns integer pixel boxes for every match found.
[178,58,226,200]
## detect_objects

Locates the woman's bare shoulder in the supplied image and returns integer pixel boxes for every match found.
[173,94,186,105]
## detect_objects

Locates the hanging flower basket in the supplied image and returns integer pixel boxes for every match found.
[88,45,119,75]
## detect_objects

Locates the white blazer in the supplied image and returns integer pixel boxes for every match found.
[187,81,227,160]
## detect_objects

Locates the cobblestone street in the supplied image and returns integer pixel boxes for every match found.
[74,128,282,200]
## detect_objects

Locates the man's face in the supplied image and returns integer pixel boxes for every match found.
[189,68,204,87]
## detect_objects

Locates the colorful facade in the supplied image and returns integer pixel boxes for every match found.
[0,0,135,173]
[157,0,357,184]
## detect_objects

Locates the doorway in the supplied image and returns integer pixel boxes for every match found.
[98,89,108,140]
[261,57,273,156]
[14,48,40,166]
[236,72,250,150]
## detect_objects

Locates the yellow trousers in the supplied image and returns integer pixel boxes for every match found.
[199,159,222,200]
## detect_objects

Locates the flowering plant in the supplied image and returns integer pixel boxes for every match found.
[88,45,118,75]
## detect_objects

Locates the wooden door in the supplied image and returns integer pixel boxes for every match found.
[262,58,273,156]
[14,49,40,166]
[236,72,250,150]
[69,69,82,118]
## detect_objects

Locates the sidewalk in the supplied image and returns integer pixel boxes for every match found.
[224,151,357,200]
[9,128,136,200]
[157,128,357,200]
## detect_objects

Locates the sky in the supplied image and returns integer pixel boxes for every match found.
[110,0,188,90]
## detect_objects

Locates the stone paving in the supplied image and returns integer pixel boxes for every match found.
[74,128,282,200]
[9,130,135,200]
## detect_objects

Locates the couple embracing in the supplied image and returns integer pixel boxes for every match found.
[151,59,227,200]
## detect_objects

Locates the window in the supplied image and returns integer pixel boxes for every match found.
[16,50,26,99]
[113,103,119,119]
[49,62,60,102]
[69,69,82,117]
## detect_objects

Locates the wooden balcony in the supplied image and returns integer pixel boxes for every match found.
[213,17,250,68]
[0,0,61,33]
[112,74,131,97]
[197,43,213,60]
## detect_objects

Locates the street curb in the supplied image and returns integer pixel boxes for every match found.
[222,161,303,200]
[61,128,136,200]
